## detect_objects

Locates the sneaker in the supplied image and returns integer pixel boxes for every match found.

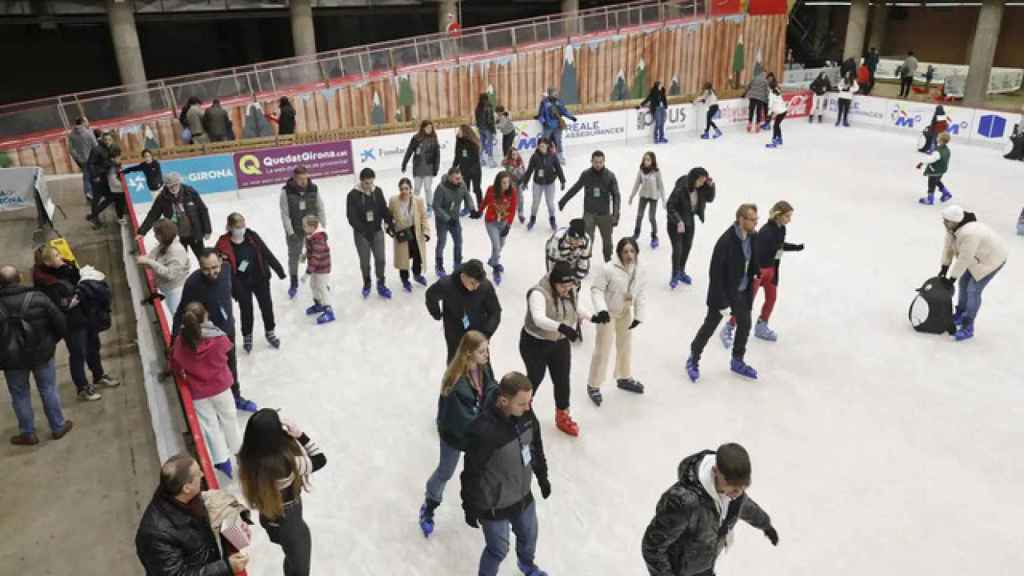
[78,386,102,401]
[720,322,735,349]
[517,560,550,576]
[679,273,693,285]
[234,395,258,412]
[317,306,336,325]
[377,284,393,299]
[587,386,603,407]
[52,420,74,440]
[305,303,324,315]
[402,279,413,293]
[243,334,253,353]
[918,195,935,205]
[730,358,758,379]
[96,374,120,388]
[555,409,579,437]
[616,378,645,394]
[266,331,281,349]
[214,459,233,479]
[686,356,700,383]
[10,433,39,446]
[754,319,778,341]
[413,274,428,286]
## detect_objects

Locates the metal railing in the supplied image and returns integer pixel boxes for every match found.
[0,0,706,145]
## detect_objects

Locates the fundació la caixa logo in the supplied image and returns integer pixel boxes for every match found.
[635,107,687,131]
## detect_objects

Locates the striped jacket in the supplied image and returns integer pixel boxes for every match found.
[545,227,592,283]
[304,229,331,274]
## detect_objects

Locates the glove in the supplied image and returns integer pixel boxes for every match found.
[300,273,309,284]
[464,510,479,529]
[277,271,287,280]
[591,311,610,324]
[385,225,395,237]
[939,265,949,278]
[793,244,805,251]
[557,323,579,342]
[425,234,431,242]
[470,210,483,220]
[557,198,567,212]
[538,477,551,499]
[430,310,442,321]
[763,525,779,546]
[629,319,641,330]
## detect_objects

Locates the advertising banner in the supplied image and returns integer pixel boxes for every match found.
[627,104,694,142]
[968,109,1020,149]
[782,91,812,119]
[886,99,973,142]
[714,98,751,126]
[353,128,456,174]
[825,95,888,127]
[875,59,1023,94]
[125,154,237,204]
[0,167,40,212]
[234,141,354,189]
[562,110,627,148]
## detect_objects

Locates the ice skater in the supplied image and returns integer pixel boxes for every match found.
[453,125,485,212]
[696,82,721,139]
[425,260,502,363]
[301,215,334,324]
[496,106,517,160]
[501,148,527,223]
[537,88,577,164]
[638,80,669,144]
[666,167,716,288]
[545,218,592,287]
[629,152,666,249]
[938,205,1008,341]
[835,72,858,127]
[279,166,326,299]
[346,168,394,299]
[418,331,497,537]
[521,138,566,231]
[918,105,948,153]
[432,166,479,277]
[481,171,518,284]
[917,132,953,205]
[685,203,760,382]
[475,93,498,168]
[743,71,770,133]
[559,150,621,263]
[765,85,788,148]
[387,178,431,292]
[642,443,779,576]
[401,120,441,214]
[809,71,831,123]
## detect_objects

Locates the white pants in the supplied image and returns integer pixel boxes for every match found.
[587,310,633,389]
[311,273,331,306]
[162,286,183,317]
[812,94,827,116]
[193,389,242,465]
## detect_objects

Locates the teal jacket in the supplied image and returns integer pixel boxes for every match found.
[437,364,498,451]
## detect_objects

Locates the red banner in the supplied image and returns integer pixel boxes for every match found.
[747,0,789,15]
[709,0,743,16]
[782,91,812,118]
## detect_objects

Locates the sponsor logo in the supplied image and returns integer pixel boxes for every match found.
[977,114,1007,139]
[891,106,923,128]
[360,149,377,162]
[565,119,625,140]
[238,155,261,175]
[634,107,688,131]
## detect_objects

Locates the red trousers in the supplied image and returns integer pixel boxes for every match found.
[730,266,778,325]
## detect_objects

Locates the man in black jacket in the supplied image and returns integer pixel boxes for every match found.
[85,132,116,226]
[558,150,621,262]
[280,166,326,299]
[0,265,72,445]
[666,167,716,288]
[347,167,395,298]
[461,372,551,576]
[642,443,778,576]
[202,99,232,142]
[686,204,760,382]
[425,259,502,362]
[136,454,249,576]
[137,172,212,258]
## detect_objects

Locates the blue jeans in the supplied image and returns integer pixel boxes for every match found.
[480,129,496,163]
[542,126,564,161]
[5,359,65,436]
[479,501,539,576]
[425,439,461,504]
[435,218,463,269]
[66,325,105,392]
[654,106,667,142]
[80,162,93,199]
[485,221,508,268]
[957,265,1003,324]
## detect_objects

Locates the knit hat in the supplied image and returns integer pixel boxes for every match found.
[568,218,586,239]
[942,205,965,223]
[549,261,575,285]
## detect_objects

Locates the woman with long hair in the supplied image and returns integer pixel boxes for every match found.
[628,151,665,248]
[388,177,431,291]
[475,93,498,168]
[521,137,566,231]
[418,330,497,537]
[277,96,297,135]
[238,409,326,576]
[501,147,527,223]
[401,120,441,211]
[835,72,858,127]
[696,81,721,139]
[481,171,518,285]
[453,124,484,213]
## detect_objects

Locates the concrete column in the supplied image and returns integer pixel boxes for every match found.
[964,0,1005,106]
[438,0,457,33]
[106,0,146,87]
[868,2,888,55]
[562,0,579,34]
[290,0,316,58]
[842,0,869,62]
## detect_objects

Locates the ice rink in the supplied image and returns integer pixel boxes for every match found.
[150,118,1024,575]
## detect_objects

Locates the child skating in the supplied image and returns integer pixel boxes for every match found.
[301,214,335,324]
[917,132,953,205]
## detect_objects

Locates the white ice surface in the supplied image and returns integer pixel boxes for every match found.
[158,121,1024,576]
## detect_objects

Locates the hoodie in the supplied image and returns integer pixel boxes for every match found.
[170,322,234,400]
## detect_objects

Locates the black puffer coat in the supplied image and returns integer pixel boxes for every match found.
[32,262,85,331]
[666,168,716,231]
[0,284,67,370]
[135,491,232,576]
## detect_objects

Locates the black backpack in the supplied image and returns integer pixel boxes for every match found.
[0,293,40,366]
[909,276,955,335]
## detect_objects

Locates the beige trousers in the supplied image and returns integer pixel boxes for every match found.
[587,309,633,389]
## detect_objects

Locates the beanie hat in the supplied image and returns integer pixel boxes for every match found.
[568,218,586,238]
[942,205,965,223]
[549,261,575,285]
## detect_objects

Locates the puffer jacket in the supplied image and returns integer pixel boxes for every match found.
[170,322,234,401]
[942,214,1008,281]
[744,74,770,103]
[135,490,232,576]
[436,363,499,451]
[522,149,566,187]
[32,262,86,331]
[0,284,67,370]
[590,255,647,322]
[475,101,496,133]
[642,451,772,576]
[137,185,212,241]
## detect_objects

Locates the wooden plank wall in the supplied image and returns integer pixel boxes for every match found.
[4,14,786,175]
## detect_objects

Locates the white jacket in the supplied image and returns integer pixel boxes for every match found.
[139,239,191,291]
[768,91,788,115]
[696,89,718,107]
[942,220,1008,281]
[837,79,858,100]
[590,255,647,322]
[630,169,665,203]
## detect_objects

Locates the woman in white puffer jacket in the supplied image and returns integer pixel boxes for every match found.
[586,237,648,406]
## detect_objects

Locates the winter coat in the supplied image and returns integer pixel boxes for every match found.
[744,74,770,103]
[561,167,621,218]
[135,491,232,576]
[524,274,585,342]
[857,65,871,87]
[768,90,788,115]
[482,186,518,225]
[202,105,232,141]
[923,144,951,177]
[591,256,647,322]
[837,77,858,100]
[173,269,234,338]
[171,323,234,401]
[809,75,831,96]
[475,101,496,133]
[280,178,326,237]
[278,103,297,135]
[401,134,441,177]
[522,150,566,187]
[460,393,548,521]
[496,115,516,136]
[666,171,716,231]
[304,229,331,275]
[901,55,919,78]
[432,177,475,227]
[0,285,66,370]
[138,185,212,241]
[642,451,772,576]
[123,160,164,191]
[425,265,502,341]
[200,490,251,550]
[214,229,285,288]
[695,89,718,107]
[436,363,499,451]
[942,215,1008,281]
[545,227,592,282]
[138,240,190,293]
[186,106,206,139]
[501,155,526,184]
[68,125,98,168]
[630,168,665,203]
[452,137,482,176]
[639,86,668,115]
[87,143,113,185]
[388,194,431,271]
[755,219,801,285]
[537,97,576,131]
[347,186,393,240]
[32,262,86,331]
[76,269,112,333]
[706,224,758,311]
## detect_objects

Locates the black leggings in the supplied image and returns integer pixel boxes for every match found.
[748,99,767,124]
[399,236,423,281]
[668,223,695,277]
[773,112,787,140]
[836,99,851,125]
[900,76,913,97]
[260,500,312,576]
[704,105,719,134]
[236,278,276,337]
[519,329,572,410]
[927,175,945,196]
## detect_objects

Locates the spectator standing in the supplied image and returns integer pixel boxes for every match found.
[536,88,577,164]
[809,72,831,123]
[280,166,326,299]
[187,98,209,144]
[899,51,918,98]
[388,177,431,292]
[481,171,518,284]
[835,72,858,127]
[401,120,441,212]
[347,168,394,299]
[432,167,478,277]
[521,138,566,231]
[68,116,98,200]
[425,260,502,362]
[137,172,212,257]
[475,93,498,168]
[136,219,190,316]
[277,97,297,135]
[558,150,621,263]
[203,99,233,142]
[122,149,164,193]
[865,47,880,87]
[85,131,115,226]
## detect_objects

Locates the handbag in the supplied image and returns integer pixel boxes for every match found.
[395,227,414,243]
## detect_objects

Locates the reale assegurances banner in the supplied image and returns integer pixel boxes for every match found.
[234,141,354,188]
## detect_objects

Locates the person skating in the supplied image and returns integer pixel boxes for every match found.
[521,138,566,231]
[918,105,948,154]
[419,331,498,537]
[388,178,431,292]
[724,201,804,342]
[686,204,760,382]
[347,168,394,299]
[453,125,485,213]
[496,106,517,159]
[136,172,212,258]
[280,166,326,299]
[401,120,441,213]
[425,259,502,362]
[461,372,551,576]
[938,205,1008,341]
[666,167,716,288]
[432,166,479,277]
[638,80,669,144]
[917,132,953,205]
[696,82,722,139]
[809,71,831,123]
[481,171,518,285]
[301,215,335,324]
[501,147,527,224]
[1005,111,1024,161]
[642,443,778,576]
[586,238,647,406]
[743,72,770,133]
[559,150,621,263]
[214,213,286,352]
[835,72,858,127]
[122,148,164,193]
[536,88,577,164]
[765,85,789,148]
[520,261,606,437]
[629,151,666,248]
[475,93,499,168]
[545,218,592,287]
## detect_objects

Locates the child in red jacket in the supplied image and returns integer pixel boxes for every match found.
[301,214,334,324]
[171,302,241,478]
[481,171,518,285]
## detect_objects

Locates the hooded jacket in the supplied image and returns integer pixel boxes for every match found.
[436,363,499,451]
[0,284,67,370]
[137,185,212,240]
[280,178,325,237]
[942,213,1008,281]
[138,240,190,293]
[706,224,758,310]
[744,74,770,103]
[135,490,232,576]
[666,169,716,231]
[475,101,496,133]
[432,176,475,226]
[522,149,566,187]
[642,451,772,576]
[452,137,482,176]
[537,96,576,131]
[545,227,592,282]
[560,167,621,218]
[425,265,502,340]
[401,134,441,177]
[591,254,647,322]
[277,102,297,135]
[214,229,286,287]
[170,323,234,400]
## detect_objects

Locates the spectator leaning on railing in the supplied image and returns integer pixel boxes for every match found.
[136,219,191,316]
[137,172,212,258]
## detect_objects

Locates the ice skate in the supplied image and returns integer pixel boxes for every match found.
[518,560,550,576]
[234,394,257,412]
[686,356,700,382]
[402,278,413,293]
[679,272,693,285]
[436,262,447,278]
[288,277,299,300]
[587,386,603,407]
[414,274,428,286]
[754,319,778,341]
[549,216,557,231]
[713,127,722,138]
[316,306,336,324]
[555,409,579,437]
[939,184,952,203]
[243,334,253,353]
[918,195,935,205]
[419,500,439,538]
[305,303,324,315]
[701,132,711,140]
[265,331,281,349]
[361,284,372,299]
[377,283,393,299]
[527,215,537,230]
[730,358,758,379]
[650,236,659,249]
[616,378,644,394]
[670,273,680,289]
[213,460,233,479]
[720,322,735,349]
[954,318,974,341]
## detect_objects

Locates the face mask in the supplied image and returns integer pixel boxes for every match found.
[230,227,246,241]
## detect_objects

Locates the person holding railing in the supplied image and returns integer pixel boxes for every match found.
[203,99,233,142]
[137,172,212,258]
[536,88,577,165]
[67,116,98,201]
[88,143,128,226]
[275,96,297,136]
[122,149,164,193]
[136,219,191,316]
[637,81,669,144]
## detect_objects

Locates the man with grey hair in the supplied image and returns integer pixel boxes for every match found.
[137,171,212,258]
